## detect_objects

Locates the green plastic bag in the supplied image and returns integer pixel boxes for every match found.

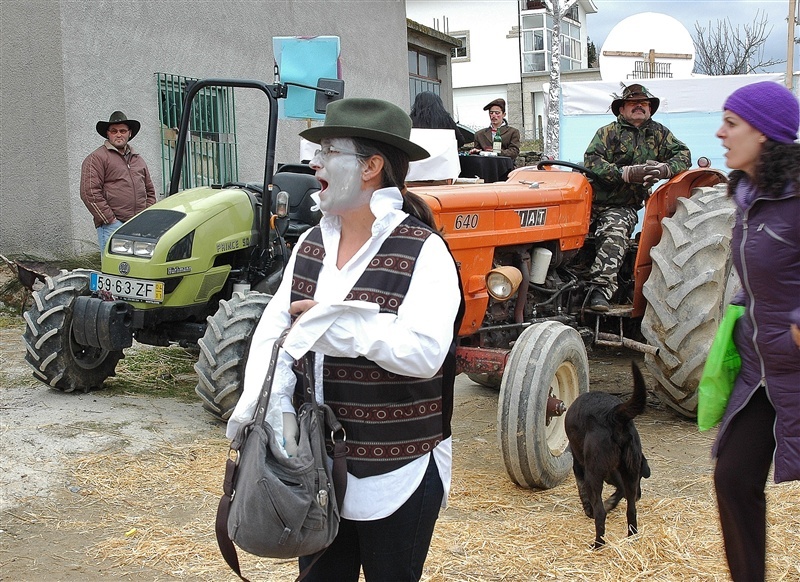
[697,304,746,431]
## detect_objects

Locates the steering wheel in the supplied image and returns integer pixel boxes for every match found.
[536,160,604,185]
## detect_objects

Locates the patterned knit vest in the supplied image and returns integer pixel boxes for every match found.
[290,216,450,478]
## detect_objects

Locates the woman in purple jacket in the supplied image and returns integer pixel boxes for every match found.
[713,81,800,582]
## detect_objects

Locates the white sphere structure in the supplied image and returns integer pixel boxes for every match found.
[599,12,696,81]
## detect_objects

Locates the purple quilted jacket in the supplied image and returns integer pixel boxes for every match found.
[712,176,800,483]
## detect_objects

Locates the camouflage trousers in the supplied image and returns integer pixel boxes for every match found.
[589,205,639,301]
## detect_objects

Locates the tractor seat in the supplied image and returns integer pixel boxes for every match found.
[276,162,316,176]
[271,172,322,235]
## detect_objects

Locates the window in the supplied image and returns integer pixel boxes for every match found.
[450,31,469,61]
[408,48,442,103]
[156,73,238,194]
[409,82,441,107]
[408,49,437,78]
[565,4,579,22]
[521,6,582,73]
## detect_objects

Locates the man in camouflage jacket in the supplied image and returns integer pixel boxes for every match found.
[583,83,691,311]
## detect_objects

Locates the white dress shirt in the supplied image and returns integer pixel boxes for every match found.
[227,186,461,520]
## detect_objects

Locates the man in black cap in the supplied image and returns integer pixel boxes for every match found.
[80,111,156,254]
[470,98,521,160]
[583,84,690,311]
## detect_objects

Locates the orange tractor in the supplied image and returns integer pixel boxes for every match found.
[407,161,732,489]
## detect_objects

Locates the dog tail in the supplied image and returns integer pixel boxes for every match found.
[615,362,648,421]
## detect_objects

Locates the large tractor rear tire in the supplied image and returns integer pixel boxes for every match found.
[640,185,738,418]
[498,321,589,489]
[23,269,124,392]
[195,291,271,421]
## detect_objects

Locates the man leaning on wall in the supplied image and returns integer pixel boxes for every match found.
[80,111,156,260]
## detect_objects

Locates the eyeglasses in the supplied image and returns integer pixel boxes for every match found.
[312,145,365,161]
[626,100,650,107]
[108,128,130,134]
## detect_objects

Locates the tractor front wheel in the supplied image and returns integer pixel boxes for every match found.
[497,321,589,489]
[23,269,124,392]
[194,291,272,421]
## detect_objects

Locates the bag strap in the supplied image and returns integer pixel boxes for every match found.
[215,329,290,582]
[216,453,249,581]
[297,353,348,509]
[253,328,292,426]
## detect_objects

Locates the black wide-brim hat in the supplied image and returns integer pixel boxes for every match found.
[96,111,141,139]
[300,98,429,161]
[611,84,660,117]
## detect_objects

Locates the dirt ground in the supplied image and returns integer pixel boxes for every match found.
[1,317,798,581]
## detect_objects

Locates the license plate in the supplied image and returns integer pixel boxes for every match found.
[90,272,164,303]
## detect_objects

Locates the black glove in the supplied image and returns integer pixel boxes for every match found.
[621,164,650,184]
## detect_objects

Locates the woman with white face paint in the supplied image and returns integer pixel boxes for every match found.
[227,98,464,581]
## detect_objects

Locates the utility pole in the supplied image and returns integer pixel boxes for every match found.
[788,0,797,90]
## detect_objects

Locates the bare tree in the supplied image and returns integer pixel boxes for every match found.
[693,10,784,74]
[543,0,578,159]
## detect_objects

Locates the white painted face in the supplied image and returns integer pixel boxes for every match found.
[309,137,369,215]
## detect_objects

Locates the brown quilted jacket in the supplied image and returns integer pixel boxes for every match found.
[79,141,156,227]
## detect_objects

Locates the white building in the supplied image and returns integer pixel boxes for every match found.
[407,0,599,140]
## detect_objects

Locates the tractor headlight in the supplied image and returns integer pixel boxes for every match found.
[486,266,523,301]
[109,237,156,258]
[110,238,134,255]
[133,241,157,257]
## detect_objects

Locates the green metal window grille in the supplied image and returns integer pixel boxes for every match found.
[156,73,238,194]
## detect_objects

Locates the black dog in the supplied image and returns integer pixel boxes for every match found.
[565,362,651,548]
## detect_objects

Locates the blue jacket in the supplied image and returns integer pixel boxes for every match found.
[712,175,800,483]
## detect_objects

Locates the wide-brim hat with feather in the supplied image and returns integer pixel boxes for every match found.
[611,83,660,117]
[96,111,141,139]
[300,98,430,161]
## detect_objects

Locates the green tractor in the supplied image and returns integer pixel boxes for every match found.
[23,78,340,419]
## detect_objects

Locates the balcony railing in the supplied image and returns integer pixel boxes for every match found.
[628,61,673,79]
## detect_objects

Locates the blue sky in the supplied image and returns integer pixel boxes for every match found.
[586,0,799,73]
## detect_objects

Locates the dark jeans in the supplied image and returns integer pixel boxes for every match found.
[714,386,776,582]
[299,454,444,581]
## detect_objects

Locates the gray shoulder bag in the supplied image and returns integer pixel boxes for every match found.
[215,329,347,581]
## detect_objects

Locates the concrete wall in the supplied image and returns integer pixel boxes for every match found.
[1,0,409,260]
[1,1,75,257]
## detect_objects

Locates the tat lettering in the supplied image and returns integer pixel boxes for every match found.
[515,208,548,228]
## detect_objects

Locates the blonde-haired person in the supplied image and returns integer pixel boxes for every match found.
[713,81,800,582]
